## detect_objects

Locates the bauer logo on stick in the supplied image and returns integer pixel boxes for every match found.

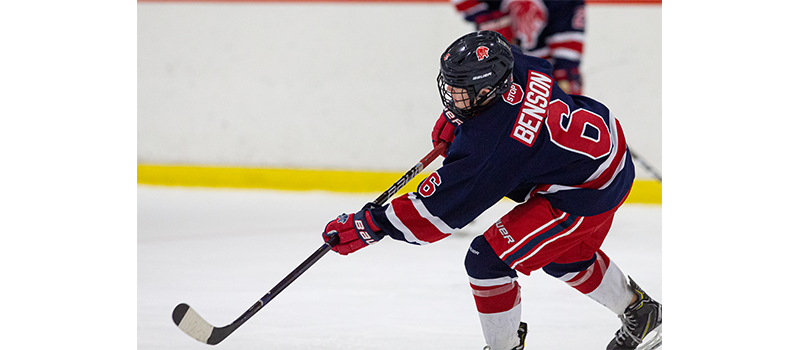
[476,46,489,60]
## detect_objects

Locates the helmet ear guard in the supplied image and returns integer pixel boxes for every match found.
[437,31,515,122]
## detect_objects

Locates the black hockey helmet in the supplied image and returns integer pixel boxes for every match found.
[438,30,514,121]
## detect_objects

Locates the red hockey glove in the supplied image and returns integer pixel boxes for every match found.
[553,67,582,95]
[431,111,458,148]
[322,206,384,255]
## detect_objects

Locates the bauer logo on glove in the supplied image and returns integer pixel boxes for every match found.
[322,208,385,255]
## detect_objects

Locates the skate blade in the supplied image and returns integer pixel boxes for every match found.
[637,324,662,350]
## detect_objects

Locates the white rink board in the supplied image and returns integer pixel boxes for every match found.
[137,3,661,176]
[138,185,662,350]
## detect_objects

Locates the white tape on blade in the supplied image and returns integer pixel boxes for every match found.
[178,307,213,343]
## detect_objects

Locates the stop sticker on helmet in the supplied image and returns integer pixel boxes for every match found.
[476,46,489,61]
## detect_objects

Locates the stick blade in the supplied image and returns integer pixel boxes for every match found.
[172,303,216,345]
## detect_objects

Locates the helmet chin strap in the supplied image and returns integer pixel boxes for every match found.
[474,88,497,107]
[468,69,512,114]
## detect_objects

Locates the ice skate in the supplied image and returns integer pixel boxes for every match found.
[607,277,662,350]
[482,322,527,350]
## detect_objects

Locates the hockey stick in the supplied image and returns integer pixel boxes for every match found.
[172,142,448,345]
[629,147,662,183]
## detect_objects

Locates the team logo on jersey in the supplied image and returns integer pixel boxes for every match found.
[476,46,489,61]
[502,82,524,105]
[510,70,553,147]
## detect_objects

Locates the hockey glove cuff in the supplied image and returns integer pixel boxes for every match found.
[431,110,459,149]
[323,205,385,255]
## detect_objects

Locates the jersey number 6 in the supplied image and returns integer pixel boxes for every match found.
[545,99,612,160]
[418,172,441,197]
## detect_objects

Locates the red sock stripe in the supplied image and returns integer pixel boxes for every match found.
[566,250,609,294]
[471,281,521,314]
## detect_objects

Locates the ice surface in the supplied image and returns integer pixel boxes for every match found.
[138,185,661,350]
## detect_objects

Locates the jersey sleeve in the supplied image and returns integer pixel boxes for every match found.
[370,112,525,245]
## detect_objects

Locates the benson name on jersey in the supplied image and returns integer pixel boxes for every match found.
[507,70,553,147]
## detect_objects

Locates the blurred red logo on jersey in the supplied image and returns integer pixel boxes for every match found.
[476,46,489,61]
[502,83,523,105]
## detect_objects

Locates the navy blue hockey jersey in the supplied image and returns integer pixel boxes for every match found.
[371,45,634,245]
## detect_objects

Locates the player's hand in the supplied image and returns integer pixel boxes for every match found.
[553,67,582,95]
[323,205,384,255]
[431,111,458,148]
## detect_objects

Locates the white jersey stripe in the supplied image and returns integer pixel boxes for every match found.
[546,31,585,44]
[550,48,582,61]
[407,192,456,236]
[385,201,428,245]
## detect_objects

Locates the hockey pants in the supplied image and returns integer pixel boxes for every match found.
[465,196,634,349]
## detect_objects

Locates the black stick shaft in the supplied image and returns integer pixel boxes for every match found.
[372,142,448,206]
[181,143,448,345]
[255,143,447,306]
[628,147,662,183]
[209,236,340,343]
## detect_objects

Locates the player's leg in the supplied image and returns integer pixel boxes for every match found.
[541,210,661,349]
[543,249,635,314]
[474,195,593,349]
[482,195,661,349]
[465,235,526,350]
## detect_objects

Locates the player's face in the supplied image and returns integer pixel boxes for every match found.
[445,85,494,110]
[446,85,472,110]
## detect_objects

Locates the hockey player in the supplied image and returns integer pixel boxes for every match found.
[322,31,661,350]
[450,0,585,94]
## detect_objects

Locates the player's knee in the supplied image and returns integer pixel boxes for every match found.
[542,256,596,278]
[465,235,518,280]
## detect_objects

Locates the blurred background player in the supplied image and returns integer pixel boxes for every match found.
[450,0,585,94]
[322,31,661,350]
